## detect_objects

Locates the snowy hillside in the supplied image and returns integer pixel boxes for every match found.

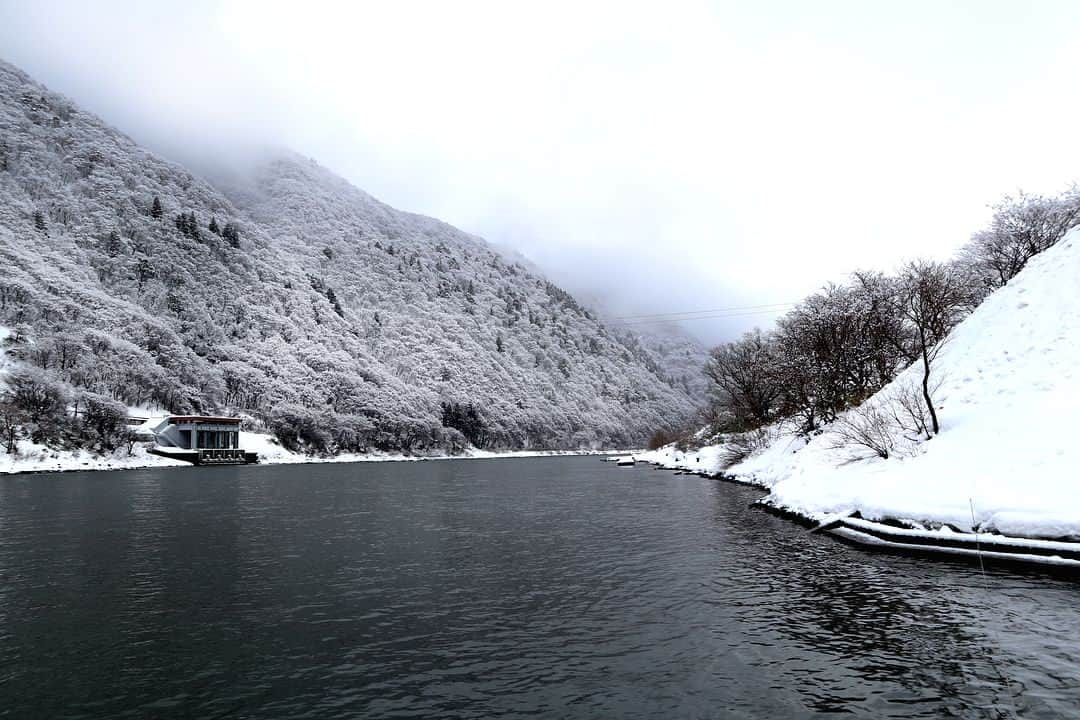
[649,227,1080,539]
[628,323,710,399]
[0,58,697,454]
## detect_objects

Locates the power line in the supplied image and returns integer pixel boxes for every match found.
[611,301,797,321]
[614,307,794,326]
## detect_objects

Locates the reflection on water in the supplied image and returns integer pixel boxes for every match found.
[0,458,1078,719]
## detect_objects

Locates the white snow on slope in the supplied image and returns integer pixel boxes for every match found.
[639,422,808,482]
[645,228,1080,539]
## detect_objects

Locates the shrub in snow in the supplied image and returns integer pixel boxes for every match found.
[647,428,676,450]
[720,427,771,468]
[268,405,334,455]
[830,402,897,460]
[78,393,132,452]
[0,398,21,454]
[888,377,939,442]
[4,368,68,445]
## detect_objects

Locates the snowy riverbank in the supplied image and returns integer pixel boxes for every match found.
[643,227,1080,542]
[0,431,635,476]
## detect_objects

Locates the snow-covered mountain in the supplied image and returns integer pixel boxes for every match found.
[0,58,698,453]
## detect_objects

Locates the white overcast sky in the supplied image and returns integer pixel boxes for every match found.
[3,0,1079,343]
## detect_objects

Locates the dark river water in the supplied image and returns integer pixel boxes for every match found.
[1,457,1078,719]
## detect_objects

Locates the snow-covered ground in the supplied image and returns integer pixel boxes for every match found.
[640,425,808,486]
[0,440,189,474]
[0,425,633,476]
[644,228,1080,541]
[245,431,633,466]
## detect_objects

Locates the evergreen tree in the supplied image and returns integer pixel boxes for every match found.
[326,287,344,317]
[33,210,47,234]
[222,222,240,248]
[188,212,200,241]
[104,231,122,257]
[496,333,505,353]
[133,257,155,292]
[208,216,220,235]
[166,291,183,316]
[172,211,204,241]
[440,401,487,447]
[150,196,163,219]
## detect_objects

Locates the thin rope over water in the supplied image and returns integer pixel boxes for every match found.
[969,497,1021,718]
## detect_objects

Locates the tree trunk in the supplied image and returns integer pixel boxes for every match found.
[919,327,939,435]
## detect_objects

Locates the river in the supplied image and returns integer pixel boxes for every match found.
[0,457,1077,718]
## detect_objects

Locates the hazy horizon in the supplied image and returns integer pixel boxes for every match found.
[3,0,1079,344]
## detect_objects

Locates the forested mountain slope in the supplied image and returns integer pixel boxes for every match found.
[630,324,710,399]
[0,59,697,453]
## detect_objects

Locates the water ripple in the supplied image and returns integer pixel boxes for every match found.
[1,459,1078,719]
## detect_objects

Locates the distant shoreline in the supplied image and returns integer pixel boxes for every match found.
[0,446,641,478]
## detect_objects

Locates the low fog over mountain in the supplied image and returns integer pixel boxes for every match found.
[0,59,700,452]
[6,3,1079,345]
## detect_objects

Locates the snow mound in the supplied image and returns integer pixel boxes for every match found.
[741,228,1080,538]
